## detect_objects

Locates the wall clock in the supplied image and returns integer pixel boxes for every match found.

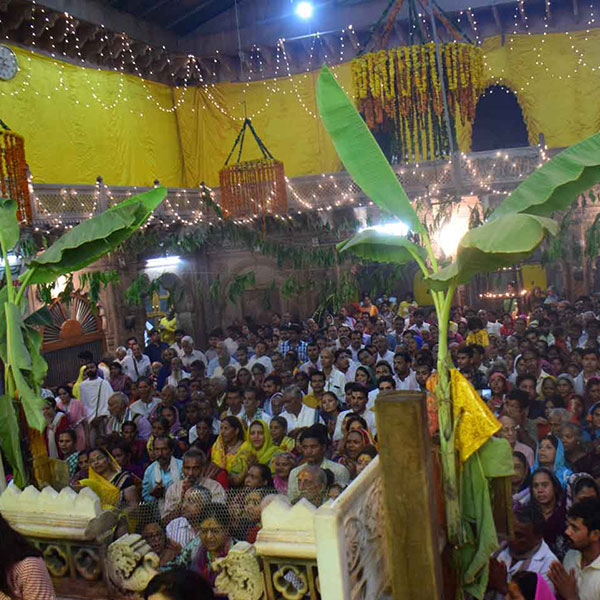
[0,45,18,81]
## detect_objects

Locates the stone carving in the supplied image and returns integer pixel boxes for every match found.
[343,476,389,600]
[106,533,159,592]
[42,544,69,577]
[73,547,102,581]
[255,496,317,559]
[213,541,265,600]
[0,483,102,540]
[272,564,309,600]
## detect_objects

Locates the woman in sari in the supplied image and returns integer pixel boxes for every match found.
[245,420,278,472]
[210,416,252,487]
[82,447,139,509]
[532,434,572,488]
[55,385,87,451]
[268,416,295,453]
[335,428,373,479]
[43,398,69,459]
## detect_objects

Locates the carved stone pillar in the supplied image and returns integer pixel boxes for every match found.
[375,391,444,600]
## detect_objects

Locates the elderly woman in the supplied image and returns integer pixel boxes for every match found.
[561,423,594,473]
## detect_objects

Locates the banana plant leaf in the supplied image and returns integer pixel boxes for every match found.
[0,197,19,251]
[4,302,45,431]
[337,228,427,264]
[491,131,600,219]
[0,396,25,488]
[22,187,166,284]
[316,65,425,235]
[426,214,558,291]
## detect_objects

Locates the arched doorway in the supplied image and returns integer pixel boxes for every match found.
[471,85,529,152]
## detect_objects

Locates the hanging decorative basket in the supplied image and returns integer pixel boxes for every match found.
[0,120,31,223]
[351,42,484,162]
[219,118,288,218]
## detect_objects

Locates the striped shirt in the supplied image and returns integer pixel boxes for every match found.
[0,557,56,600]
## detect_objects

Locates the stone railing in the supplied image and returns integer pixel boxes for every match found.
[254,455,390,600]
[28,146,550,227]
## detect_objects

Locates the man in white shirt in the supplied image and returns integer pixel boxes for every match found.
[280,385,322,432]
[287,425,350,502]
[161,448,225,522]
[130,377,161,419]
[179,336,208,370]
[299,342,321,375]
[393,352,420,391]
[373,333,395,365]
[487,505,557,598]
[407,309,430,334]
[207,342,238,377]
[79,361,113,447]
[320,348,346,400]
[121,343,151,383]
[549,498,600,600]
[349,330,364,362]
[574,349,600,396]
[247,340,273,374]
[334,384,377,441]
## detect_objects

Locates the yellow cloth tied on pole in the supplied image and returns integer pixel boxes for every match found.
[451,369,501,463]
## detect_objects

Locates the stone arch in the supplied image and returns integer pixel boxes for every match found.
[471,84,530,152]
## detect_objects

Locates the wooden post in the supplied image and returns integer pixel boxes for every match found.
[375,391,444,600]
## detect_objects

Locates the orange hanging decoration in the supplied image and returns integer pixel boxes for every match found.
[0,121,32,224]
[219,119,287,219]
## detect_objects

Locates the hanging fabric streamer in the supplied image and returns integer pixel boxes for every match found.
[219,118,288,218]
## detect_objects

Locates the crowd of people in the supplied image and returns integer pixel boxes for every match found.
[4,288,600,599]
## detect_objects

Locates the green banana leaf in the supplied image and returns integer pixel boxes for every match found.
[4,302,45,431]
[426,214,558,291]
[0,197,19,251]
[491,131,600,219]
[337,228,427,264]
[22,187,166,284]
[316,65,425,235]
[0,396,25,488]
[23,306,54,328]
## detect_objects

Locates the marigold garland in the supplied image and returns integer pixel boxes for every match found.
[0,130,31,223]
[351,42,484,162]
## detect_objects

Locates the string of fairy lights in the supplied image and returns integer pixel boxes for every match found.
[26,146,552,236]
[1,1,599,118]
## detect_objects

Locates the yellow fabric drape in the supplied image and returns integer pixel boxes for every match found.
[1,46,183,186]
[3,31,600,187]
[173,64,353,187]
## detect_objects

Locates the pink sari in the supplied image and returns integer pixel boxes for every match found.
[535,574,556,600]
[57,397,87,451]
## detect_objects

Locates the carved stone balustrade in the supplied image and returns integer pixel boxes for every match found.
[0,483,117,598]
[254,456,389,600]
[314,456,390,600]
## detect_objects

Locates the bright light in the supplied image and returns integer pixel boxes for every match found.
[295,1,314,19]
[436,221,468,257]
[363,221,410,237]
[50,275,68,299]
[0,253,18,267]
[145,256,182,268]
